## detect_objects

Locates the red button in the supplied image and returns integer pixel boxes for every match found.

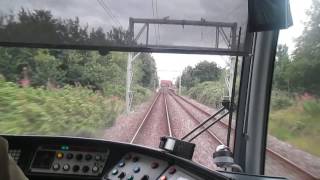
[151,162,159,169]
[160,175,167,180]
[168,167,176,174]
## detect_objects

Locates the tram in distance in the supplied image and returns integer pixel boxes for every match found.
[0,0,311,180]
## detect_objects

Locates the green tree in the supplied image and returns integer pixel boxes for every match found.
[289,0,320,95]
[180,61,222,90]
[273,44,291,91]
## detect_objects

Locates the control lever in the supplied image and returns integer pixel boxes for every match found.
[212,145,243,172]
[159,99,231,160]
[159,136,195,160]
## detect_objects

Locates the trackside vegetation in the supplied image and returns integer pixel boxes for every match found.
[0,9,159,137]
[0,78,124,137]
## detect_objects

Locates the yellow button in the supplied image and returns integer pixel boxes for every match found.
[56,152,64,159]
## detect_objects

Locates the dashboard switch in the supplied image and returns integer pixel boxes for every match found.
[62,164,70,171]
[111,168,119,175]
[168,167,176,174]
[141,175,149,180]
[127,175,134,180]
[85,154,92,161]
[95,155,101,161]
[118,172,126,179]
[66,153,73,160]
[92,166,99,173]
[132,156,139,162]
[151,162,159,169]
[52,163,60,171]
[118,161,125,167]
[72,165,80,172]
[56,152,64,159]
[76,154,83,161]
[82,165,89,173]
[133,167,140,173]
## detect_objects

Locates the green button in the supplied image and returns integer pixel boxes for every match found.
[127,175,134,180]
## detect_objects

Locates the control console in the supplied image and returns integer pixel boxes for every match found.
[2,135,288,180]
[158,165,203,180]
[29,145,109,176]
[103,152,168,180]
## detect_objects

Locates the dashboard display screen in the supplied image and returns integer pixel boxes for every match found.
[31,151,55,169]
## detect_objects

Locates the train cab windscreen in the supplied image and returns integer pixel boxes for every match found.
[0,1,319,180]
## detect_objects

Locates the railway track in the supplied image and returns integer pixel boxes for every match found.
[130,90,173,146]
[170,92,318,180]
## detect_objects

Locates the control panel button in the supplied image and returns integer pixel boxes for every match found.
[118,172,126,179]
[133,167,140,173]
[72,165,80,172]
[141,175,149,180]
[66,153,73,160]
[112,168,118,175]
[82,165,89,173]
[132,156,139,162]
[56,152,64,159]
[118,161,125,167]
[168,167,176,174]
[160,176,167,180]
[62,164,70,171]
[85,154,92,161]
[127,175,134,180]
[151,162,159,169]
[76,154,83,161]
[52,163,60,171]
[95,155,101,161]
[92,166,99,173]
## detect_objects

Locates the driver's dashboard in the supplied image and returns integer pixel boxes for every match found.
[2,135,287,180]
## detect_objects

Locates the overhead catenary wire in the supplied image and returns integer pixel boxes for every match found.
[99,0,122,27]
[97,0,122,27]
[104,0,123,27]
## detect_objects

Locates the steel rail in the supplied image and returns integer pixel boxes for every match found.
[130,90,173,144]
[130,92,162,144]
[167,92,224,145]
[164,91,173,137]
[172,93,318,180]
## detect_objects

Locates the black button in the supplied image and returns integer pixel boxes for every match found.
[66,153,73,160]
[118,172,126,179]
[132,156,139,162]
[72,165,80,172]
[76,154,83,161]
[141,175,149,180]
[82,166,90,173]
[85,154,92,161]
